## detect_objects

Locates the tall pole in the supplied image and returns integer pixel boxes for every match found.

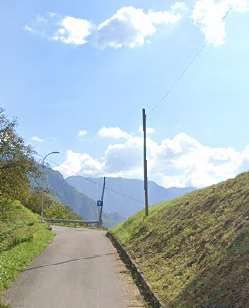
[99,177,106,226]
[142,109,149,217]
[41,151,60,222]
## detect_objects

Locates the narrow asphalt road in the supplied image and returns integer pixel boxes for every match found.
[5,226,143,308]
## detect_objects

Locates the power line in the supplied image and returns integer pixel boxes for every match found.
[148,8,232,114]
[149,43,205,113]
[106,184,144,205]
[38,155,144,204]
[35,158,144,214]
[81,177,144,205]
[81,177,99,186]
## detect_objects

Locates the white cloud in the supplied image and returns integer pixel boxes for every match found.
[55,150,103,177]
[138,126,155,134]
[96,3,187,48]
[151,133,242,188]
[24,25,33,32]
[25,4,187,48]
[53,16,92,45]
[193,0,249,45]
[25,1,249,48]
[31,136,44,143]
[55,128,249,188]
[104,136,142,174]
[98,127,131,139]
[78,129,88,138]
[25,13,92,46]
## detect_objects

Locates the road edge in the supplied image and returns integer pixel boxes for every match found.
[106,232,165,308]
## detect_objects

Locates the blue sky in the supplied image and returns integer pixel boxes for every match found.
[1,0,249,188]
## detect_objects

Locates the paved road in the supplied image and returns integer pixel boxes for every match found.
[5,226,143,308]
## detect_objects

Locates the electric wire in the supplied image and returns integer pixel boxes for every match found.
[148,8,232,114]
[149,42,205,113]
[81,177,144,204]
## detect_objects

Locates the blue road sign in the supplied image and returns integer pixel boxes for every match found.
[97,200,103,207]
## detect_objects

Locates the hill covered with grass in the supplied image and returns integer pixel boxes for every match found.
[0,200,53,297]
[113,172,249,307]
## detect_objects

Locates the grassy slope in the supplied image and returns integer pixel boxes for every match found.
[0,200,53,294]
[113,172,249,307]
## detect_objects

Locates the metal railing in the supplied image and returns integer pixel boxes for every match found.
[44,218,99,226]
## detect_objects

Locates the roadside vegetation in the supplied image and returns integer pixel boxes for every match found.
[0,109,83,304]
[113,172,249,307]
[24,191,84,226]
[0,200,53,293]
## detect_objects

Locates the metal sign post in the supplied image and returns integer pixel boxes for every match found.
[97,177,106,226]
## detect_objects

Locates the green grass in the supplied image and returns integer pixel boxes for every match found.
[0,200,54,299]
[113,172,249,307]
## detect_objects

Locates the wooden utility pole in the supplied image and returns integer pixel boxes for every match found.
[142,109,149,216]
[98,177,106,226]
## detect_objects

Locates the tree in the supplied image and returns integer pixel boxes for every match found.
[0,109,38,201]
[24,190,82,221]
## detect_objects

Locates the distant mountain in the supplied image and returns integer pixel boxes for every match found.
[66,176,194,219]
[34,167,98,221]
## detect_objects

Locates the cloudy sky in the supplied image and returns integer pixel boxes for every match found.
[1,0,249,188]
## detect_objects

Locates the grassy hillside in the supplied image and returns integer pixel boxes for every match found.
[113,172,249,307]
[0,200,53,295]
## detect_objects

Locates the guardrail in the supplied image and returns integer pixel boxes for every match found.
[45,218,99,226]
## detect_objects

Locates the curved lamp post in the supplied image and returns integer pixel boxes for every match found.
[41,151,60,222]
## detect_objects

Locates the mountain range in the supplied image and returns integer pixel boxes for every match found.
[66,176,194,219]
[36,167,194,226]
[39,167,98,221]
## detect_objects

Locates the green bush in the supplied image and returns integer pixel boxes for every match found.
[24,191,83,223]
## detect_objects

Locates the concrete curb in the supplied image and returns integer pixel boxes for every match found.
[106,232,166,308]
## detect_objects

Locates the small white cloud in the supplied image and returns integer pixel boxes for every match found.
[24,25,33,32]
[53,16,92,45]
[31,136,44,143]
[96,3,187,48]
[48,12,57,18]
[78,129,88,138]
[193,0,249,46]
[25,13,92,46]
[98,127,131,139]
[24,13,53,37]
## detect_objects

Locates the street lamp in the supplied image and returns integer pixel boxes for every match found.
[41,151,60,222]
